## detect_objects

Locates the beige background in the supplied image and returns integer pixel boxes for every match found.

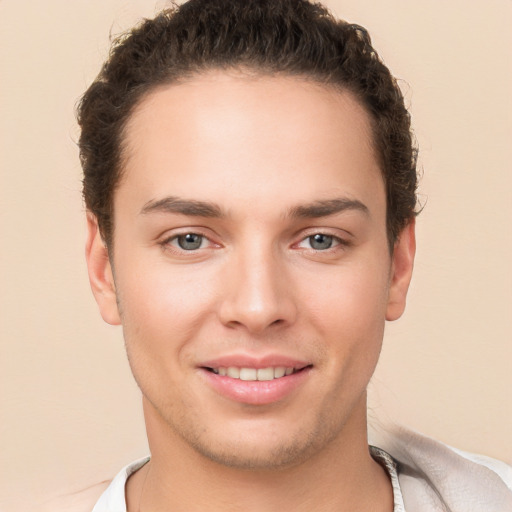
[1,0,511,510]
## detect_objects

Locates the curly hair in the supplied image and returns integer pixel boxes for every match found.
[77,0,418,248]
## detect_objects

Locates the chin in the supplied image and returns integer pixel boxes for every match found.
[168,411,345,471]
[187,435,321,471]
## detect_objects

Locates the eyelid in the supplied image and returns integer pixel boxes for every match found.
[295,227,351,242]
[291,228,353,255]
[159,228,222,252]
[296,234,343,249]
[168,233,208,250]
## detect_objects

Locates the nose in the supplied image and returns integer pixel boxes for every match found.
[218,244,297,334]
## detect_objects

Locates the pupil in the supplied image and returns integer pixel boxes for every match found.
[310,234,332,250]
[178,233,202,250]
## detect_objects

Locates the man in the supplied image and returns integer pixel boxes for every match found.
[78,0,511,510]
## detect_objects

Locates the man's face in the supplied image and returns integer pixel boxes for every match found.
[87,72,414,469]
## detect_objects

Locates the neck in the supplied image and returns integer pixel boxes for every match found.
[126,396,393,512]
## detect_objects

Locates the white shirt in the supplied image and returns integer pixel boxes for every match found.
[92,428,512,512]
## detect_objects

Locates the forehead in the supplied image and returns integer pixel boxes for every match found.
[117,71,384,221]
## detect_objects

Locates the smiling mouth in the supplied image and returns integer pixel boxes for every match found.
[203,366,310,381]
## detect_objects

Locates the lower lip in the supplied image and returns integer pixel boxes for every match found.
[200,367,312,405]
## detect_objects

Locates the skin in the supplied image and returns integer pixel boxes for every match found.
[86,71,415,511]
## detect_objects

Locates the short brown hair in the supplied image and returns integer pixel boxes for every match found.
[77,0,418,247]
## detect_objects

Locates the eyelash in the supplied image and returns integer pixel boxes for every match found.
[161,231,216,253]
[159,231,350,255]
[296,233,347,251]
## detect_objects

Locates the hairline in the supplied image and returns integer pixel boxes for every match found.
[105,66,388,240]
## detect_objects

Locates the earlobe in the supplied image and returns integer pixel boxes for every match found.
[386,219,416,321]
[85,213,121,325]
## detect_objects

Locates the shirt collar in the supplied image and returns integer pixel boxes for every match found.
[370,445,406,512]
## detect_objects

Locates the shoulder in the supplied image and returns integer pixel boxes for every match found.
[92,456,150,512]
[40,457,150,512]
[373,425,512,512]
[39,481,111,512]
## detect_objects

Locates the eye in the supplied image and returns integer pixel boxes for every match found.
[170,233,207,251]
[298,233,341,250]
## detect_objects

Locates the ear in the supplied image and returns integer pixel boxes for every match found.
[386,219,416,321]
[85,212,121,325]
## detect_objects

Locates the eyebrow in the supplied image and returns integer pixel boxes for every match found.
[140,196,225,217]
[140,196,369,219]
[288,198,369,219]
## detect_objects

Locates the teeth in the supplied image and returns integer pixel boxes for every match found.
[213,366,297,381]
[240,368,257,381]
[227,367,240,378]
[256,368,274,381]
[274,367,286,378]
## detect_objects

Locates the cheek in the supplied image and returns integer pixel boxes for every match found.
[119,253,216,314]
[299,257,390,377]
[115,260,219,364]
[116,268,217,409]
[303,259,390,333]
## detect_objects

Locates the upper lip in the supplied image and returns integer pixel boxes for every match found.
[199,354,311,370]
